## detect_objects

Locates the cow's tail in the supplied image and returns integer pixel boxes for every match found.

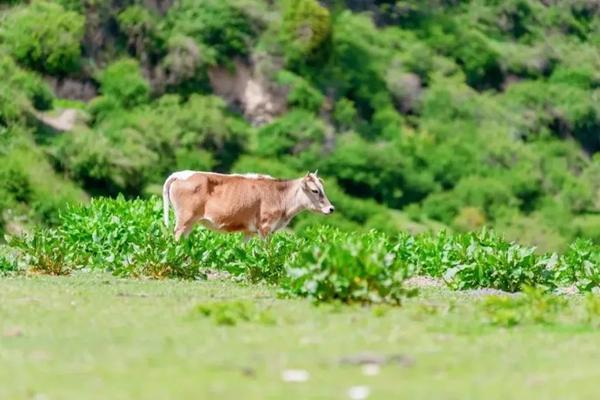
[162,174,177,227]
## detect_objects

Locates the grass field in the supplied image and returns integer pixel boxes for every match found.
[1,274,599,400]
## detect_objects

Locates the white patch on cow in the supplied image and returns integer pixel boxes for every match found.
[172,170,198,181]
[171,170,276,181]
[206,171,275,180]
[241,173,275,179]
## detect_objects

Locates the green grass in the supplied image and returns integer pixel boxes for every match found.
[2,274,600,400]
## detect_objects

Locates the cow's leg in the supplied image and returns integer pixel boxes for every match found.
[242,233,254,244]
[174,225,193,241]
[257,225,274,258]
[174,211,196,241]
[258,225,271,241]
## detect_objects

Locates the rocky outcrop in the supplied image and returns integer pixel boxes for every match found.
[33,109,84,132]
[208,59,287,126]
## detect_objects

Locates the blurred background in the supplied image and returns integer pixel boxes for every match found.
[0,0,599,252]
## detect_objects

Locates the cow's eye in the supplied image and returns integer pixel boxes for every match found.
[311,189,319,194]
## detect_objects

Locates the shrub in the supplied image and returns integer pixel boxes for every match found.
[97,59,150,108]
[0,55,53,126]
[0,247,19,274]
[58,94,249,195]
[573,215,600,244]
[280,0,331,64]
[479,286,567,328]
[325,133,437,208]
[276,70,324,113]
[394,229,557,292]
[0,1,84,74]
[558,239,600,291]
[160,0,254,65]
[51,126,157,196]
[453,207,487,232]
[159,34,210,94]
[333,98,358,130]
[427,20,502,89]
[0,164,31,204]
[117,5,159,59]
[284,227,416,304]
[255,110,325,158]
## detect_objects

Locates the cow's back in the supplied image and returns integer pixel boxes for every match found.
[169,172,284,232]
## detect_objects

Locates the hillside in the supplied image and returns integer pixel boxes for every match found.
[1,0,599,251]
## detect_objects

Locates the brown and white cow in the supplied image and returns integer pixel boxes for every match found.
[162,170,335,241]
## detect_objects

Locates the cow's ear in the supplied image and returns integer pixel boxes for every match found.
[302,172,310,185]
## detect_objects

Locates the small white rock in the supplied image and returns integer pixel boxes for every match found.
[348,385,371,400]
[361,363,380,376]
[281,369,310,382]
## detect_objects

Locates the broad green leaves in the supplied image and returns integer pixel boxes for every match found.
[4,197,599,304]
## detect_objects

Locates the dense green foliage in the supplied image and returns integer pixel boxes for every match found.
[0,1,84,74]
[0,0,599,252]
[4,198,599,303]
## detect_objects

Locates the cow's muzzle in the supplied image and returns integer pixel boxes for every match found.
[322,206,335,214]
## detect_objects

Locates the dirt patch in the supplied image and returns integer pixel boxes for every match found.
[405,275,520,297]
[338,352,415,368]
[404,276,444,289]
[34,108,82,132]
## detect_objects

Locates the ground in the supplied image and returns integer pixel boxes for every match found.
[1,274,599,400]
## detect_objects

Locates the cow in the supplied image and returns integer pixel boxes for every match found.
[162,170,335,241]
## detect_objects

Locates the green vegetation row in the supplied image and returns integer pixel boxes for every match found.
[1,0,599,253]
[2,197,598,304]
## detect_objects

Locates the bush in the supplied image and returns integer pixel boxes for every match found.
[255,110,325,158]
[324,133,437,208]
[51,126,156,196]
[426,20,502,88]
[0,55,53,126]
[160,0,254,65]
[333,98,358,130]
[58,93,249,195]
[117,5,159,59]
[276,70,324,113]
[0,1,84,74]
[284,228,416,304]
[559,239,600,291]
[573,215,600,244]
[97,59,150,109]
[479,286,567,328]
[280,0,331,64]
[0,165,31,204]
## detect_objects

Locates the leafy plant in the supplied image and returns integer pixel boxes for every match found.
[96,59,150,109]
[0,1,84,74]
[284,227,417,304]
[479,286,567,328]
[159,0,254,65]
[280,0,331,64]
[194,300,275,326]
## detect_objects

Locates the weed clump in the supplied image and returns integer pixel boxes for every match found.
[194,300,275,326]
[479,286,567,327]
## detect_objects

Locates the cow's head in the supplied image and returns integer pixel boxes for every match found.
[301,170,335,215]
